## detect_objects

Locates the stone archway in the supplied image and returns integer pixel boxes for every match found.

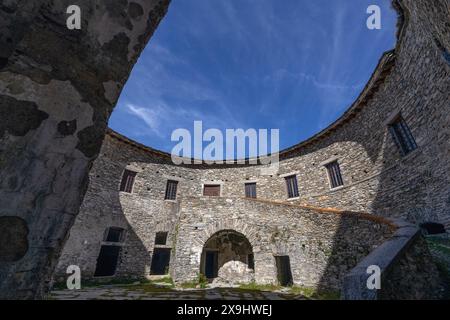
[200,230,254,286]
[0,0,171,299]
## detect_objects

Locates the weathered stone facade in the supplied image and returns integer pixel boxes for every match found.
[55,0,450,299]
[342,218,443,299]
[0,0,170,299]
[55,131,398,290]
[1,0,449,299]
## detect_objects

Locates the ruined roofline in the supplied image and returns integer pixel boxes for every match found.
[105,0,406,164]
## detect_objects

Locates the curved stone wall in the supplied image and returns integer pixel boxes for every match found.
[55,0,449,297]
[172,197,396,290]
[64,0,450,229]
[55,130,398,290]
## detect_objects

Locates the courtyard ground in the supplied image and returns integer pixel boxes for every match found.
[49,234,450,300]
[48,276,343,300]
[50,285,308,300]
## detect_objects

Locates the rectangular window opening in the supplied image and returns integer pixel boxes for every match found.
[104,227,125,243]
[245,183,257,198]
[203,184,221,197]
[388,116,417,156]
[155,232,168,245]
[326,161,344,189]
[285,175,299,199]
[119,169,136,193]
[164,180,178,200]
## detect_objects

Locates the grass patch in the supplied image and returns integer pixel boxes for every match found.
[238,282,282,292]
[83,277,145,287]
[288,286,340,300]
[426,234,450,246]
[52,277,149,290]
[238,282,339,300]
[124,283,174,293]
[121,276,176,293]
[427,239,450,255]
[179,274,208,289]
[150,276,175,285]
[179,281,200,289]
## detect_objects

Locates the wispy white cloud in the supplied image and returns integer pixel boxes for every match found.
[125,103,165,137]
[122,98,244,144]
[264,69,365,90]
[110,0,398,151]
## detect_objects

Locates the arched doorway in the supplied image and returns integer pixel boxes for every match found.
[200,230,254,285]
[420,222,446,235]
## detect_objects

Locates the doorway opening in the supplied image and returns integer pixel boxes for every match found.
[204,250,219,279]
[94,227,125,277]
[150,248,171,275]
[200,230,254,284]
[94,246,121,277]
[275,255,293,287]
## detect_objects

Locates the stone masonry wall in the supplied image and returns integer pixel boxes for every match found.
[55,131,191,280]
[55,0,449,297]
[131,0,450,229]
[0,0,170,299]
[172,197,394,291]
[342,218,443,300]
[56,135,394,291]
[380,235,443,299]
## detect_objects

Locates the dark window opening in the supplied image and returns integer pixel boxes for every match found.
[388,116,417,156]
[203,184,221,196]
[165,180,178,200]
[248,253,255,270]
[285,175,299,199]
[150,248,171,275]
[245,183,257,198]
[420,222,446,235]
[104,227,125,243]
[275,255,293,287]
[94,245,121,277]
[120,169,136,193]
[155,232,168,245]
[326,161,344,189]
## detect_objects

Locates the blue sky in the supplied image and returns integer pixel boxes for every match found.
[109,0,398,154]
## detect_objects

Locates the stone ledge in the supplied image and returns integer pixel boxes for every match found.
[341,219,421,300]
[233,196,398,229]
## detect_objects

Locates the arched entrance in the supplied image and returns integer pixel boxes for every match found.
[420,222,446,235]
[200,230,254,285]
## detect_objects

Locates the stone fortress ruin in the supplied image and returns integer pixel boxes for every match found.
[54,0,450,299]
[0,0,449,299]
